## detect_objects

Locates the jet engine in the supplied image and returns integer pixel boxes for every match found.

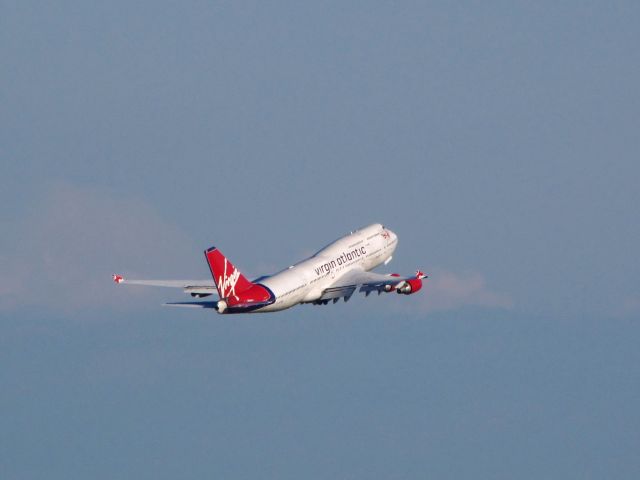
[396,278,423,295]
[216,299,228,313]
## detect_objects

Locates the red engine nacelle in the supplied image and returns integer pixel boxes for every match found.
[397,278,423,295]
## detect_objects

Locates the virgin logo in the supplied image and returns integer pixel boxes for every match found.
[218,258,240,298]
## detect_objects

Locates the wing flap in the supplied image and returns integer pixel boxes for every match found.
[318,286,357,301]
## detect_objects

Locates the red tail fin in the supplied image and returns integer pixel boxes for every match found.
[204,247,253,299]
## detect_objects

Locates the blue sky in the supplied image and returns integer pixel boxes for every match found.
[1,2,639,478]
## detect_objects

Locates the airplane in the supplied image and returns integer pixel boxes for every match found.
[113,223,427,314]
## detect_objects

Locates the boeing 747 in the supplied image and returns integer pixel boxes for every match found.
[113,223,426,314]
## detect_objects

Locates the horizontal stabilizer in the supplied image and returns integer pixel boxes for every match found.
[163,301,219,309]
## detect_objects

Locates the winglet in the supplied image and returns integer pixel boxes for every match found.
[415,270,427,279]
[112,274,124,284]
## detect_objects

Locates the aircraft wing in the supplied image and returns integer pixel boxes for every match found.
[112,275,217,297]
[318,268,426,301]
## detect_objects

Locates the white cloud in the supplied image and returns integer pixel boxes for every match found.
[0,183,200,313]
[407,268,514,313]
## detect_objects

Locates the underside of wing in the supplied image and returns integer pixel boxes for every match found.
[330,269,414,289]
[316,268,426,303]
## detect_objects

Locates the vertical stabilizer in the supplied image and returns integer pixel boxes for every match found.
[204,247,253,299]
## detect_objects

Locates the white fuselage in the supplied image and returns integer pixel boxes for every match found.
[257,223,398,312]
